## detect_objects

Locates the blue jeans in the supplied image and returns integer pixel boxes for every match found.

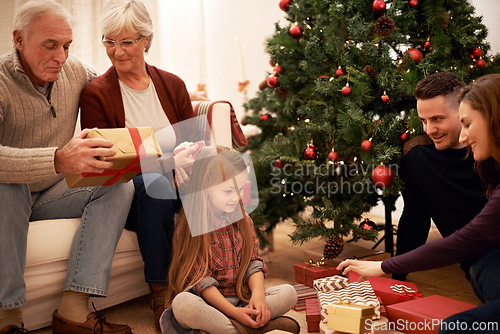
[439,299,500,334]
[0,180,134,310]
[468,250,500,303]
[125,174,180,284]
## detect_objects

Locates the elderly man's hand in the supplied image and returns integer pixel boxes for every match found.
[54,128,116,174]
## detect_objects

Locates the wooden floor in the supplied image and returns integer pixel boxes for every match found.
[264,217,482,306]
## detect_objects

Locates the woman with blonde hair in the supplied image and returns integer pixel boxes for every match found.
[161,146,299,334]
[338,74,500,333]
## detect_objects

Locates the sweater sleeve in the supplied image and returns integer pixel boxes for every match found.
[382,185,500,274]
[80,82,113,129]
[396,151,432,256]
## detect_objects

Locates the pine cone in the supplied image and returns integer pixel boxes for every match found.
[323,235,345,259]
[259,79,268,90]
[364,65,377,79]
[275,86,289,98]
[375,16,395,37]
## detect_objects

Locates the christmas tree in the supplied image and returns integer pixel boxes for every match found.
[244,0,500,256]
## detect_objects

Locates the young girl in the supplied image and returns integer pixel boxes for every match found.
[338,74,500,333]
[160,146,299,334]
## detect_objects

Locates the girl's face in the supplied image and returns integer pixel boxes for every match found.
[459,101,492,161]
[207,170,248,214]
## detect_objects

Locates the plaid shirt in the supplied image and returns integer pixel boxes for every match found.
[188,215,267,296]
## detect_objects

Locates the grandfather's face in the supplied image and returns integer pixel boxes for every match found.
[13,14,72,86]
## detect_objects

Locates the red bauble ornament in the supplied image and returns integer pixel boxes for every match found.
[400,132,409,142]
[335,67,345,77]
[406,48,423,64]
[274,65,283,73]
[372,0,386,13]
[260,114,271,121]
[267,74,279,88]
[409,0,418,8]
[341,84,352,97]
[289,23,303,39]
[423,40,431,50]
[476,58,486,70]
[303,143,319,160]
[273,159,285,168]
[279,0,292,12]
[381,93,390,104]
[372,165,394,187]
[471,48,484,59]
[328,151,340,162]
[361,140,373,152]
[359,218,378,240]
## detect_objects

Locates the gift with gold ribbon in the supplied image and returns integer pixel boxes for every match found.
[64,127,162,188]
[294,257,340,287]
[326,299,375,334]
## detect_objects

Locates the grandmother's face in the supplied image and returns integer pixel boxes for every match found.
[103,28,149,75]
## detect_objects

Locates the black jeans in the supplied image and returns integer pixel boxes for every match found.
[125,174,181,284]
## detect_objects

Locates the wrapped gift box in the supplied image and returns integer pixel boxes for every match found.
[65,127,162,188]
[327,303,375,334]
[313,275,349,293]
[386,295,476,334]
[317,281,380,322]
[295,262,340,287]
[292,283,318,311]
[348,272,421,306]
[306,297,321,333]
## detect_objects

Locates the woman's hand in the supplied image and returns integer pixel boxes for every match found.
[173,167,189,193]
[248,295,271,327]
[336,260,385,280]
[231,307,260,328]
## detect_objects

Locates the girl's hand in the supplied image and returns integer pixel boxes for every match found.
[336,260,385,280]
[231,307,260,328]
[248,295,271,327]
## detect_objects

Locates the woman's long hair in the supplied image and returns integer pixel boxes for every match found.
[166,146,254,304]
[460,74,500,197]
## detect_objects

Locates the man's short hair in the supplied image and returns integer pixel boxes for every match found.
[13,0,72,37]
[415,72,466,100]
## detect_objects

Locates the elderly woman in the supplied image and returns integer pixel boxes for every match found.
[79,0,196,330]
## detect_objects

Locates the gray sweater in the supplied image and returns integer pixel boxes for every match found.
[0,49,96,192]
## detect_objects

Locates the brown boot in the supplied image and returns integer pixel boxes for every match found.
[0,325,28,334]
[262,316,300,333]
[52,310,131,334]
[228,319,263,334]
[149,283,168,332]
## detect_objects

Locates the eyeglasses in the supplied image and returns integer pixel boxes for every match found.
[101,35,143,49]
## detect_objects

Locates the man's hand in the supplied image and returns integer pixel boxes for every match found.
[54,128,116,174]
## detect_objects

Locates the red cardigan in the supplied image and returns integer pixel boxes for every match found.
[80,64,194,145]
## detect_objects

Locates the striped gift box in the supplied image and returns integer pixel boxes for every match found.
[292,283,317,311]
[317,281,380,322]
[313,275,349,293]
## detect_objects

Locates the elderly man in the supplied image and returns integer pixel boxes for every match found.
[0,1,134,333]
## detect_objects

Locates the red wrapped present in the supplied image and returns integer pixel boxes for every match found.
[386,295,476,334]
[306,297,321,333]
[173,140,205,159]
[348,272,421,306]
[294,260,340,287]
[292,283,317,311]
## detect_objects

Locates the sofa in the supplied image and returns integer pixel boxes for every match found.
[23,100,235,330]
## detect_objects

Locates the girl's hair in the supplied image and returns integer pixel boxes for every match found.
[460,73,500,197]
[14,0,72,39]
[100,0,153,53]
[166,146,253,304]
